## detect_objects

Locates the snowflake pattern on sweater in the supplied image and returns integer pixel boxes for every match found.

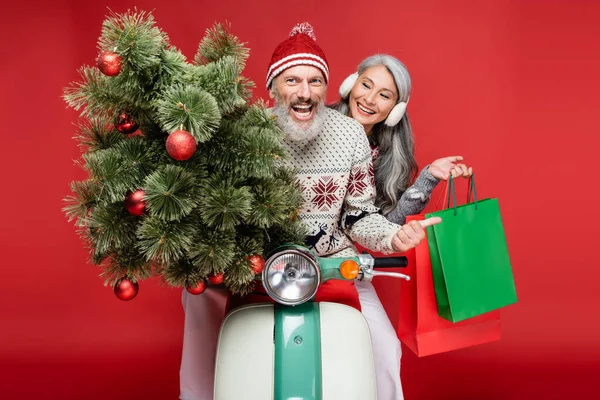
[280,108,400,257]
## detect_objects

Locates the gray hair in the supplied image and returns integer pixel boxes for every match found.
[331,54,417,214]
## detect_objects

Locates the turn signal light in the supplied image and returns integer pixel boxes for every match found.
[339,260,360,280]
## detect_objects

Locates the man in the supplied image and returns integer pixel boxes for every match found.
[262,23,440,400]
[179,23,441,400]
[265,23,439,259]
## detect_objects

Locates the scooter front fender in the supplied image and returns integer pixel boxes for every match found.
[214,302,377,400]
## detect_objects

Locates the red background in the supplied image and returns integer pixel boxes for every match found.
[1,0,598,398]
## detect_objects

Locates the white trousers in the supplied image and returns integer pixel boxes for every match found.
[179,283,403,400]
[355,280,404,400]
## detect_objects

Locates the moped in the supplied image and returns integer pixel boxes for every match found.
[214,245,408,400]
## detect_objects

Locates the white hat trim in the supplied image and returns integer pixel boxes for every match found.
[266,58,329,89]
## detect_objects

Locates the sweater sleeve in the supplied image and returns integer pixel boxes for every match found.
[340,127,400,254]
[385,165,440,224]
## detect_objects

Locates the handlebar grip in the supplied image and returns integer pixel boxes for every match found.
[373,256,408,268]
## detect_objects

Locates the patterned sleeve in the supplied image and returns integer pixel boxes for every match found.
[385,166,440,224]
[340,126,399,254]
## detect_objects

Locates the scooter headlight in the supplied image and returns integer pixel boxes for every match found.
[262,246,320,305]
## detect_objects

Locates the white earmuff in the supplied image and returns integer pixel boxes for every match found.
[339,72,359,99]
[384,101,408,127]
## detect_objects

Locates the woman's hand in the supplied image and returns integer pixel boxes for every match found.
[428,156,473,181]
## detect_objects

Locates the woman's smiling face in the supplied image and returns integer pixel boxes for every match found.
[349,65,398,134]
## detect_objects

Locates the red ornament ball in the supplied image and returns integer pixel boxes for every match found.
[166,130,197,161]
[247,254,265,275]
[208,272,224,285]
[97,51,123,76]
[115,112,139,134]
[186,281,207,295]
[114,278,139,301]
[124,189,146,216]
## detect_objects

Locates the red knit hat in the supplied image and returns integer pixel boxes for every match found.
[265,22,329,89]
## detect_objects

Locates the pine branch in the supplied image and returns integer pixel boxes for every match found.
[73,117,124,151]
[63,180,102,224]
[188,229,236,275]
[264,221,308,254]
[99,9,168,72]
[63,66,122,119]
[154,48,189,89]
[195,22,249,68]
[240,125,288,179]
[223,257,256,295]
[155,85,221,142]
[195,56,249,115]
[242,100,280,129]
[198,174,253,231]
[82,138,158,204]
[143,165,201,221]
[248,180,303,228]
[136,215,197,263]
[98,246,152,286]
[201,120,248,176]
[86,202,139,258]
[114,136,161,187]
[162,258,199,287]
[82,149,129,203]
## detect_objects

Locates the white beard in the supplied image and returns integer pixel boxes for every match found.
[272,101,327,142]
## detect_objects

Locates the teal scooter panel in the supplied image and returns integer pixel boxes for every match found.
[274,302,322,400]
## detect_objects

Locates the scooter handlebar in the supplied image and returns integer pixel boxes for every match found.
[372,256,408,268]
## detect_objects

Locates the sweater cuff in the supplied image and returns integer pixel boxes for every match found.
[380,227,398,254]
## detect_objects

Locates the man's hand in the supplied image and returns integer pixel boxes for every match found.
[428,156,473,181]
[391,217,442,253]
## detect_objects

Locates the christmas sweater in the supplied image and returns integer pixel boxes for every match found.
[280,108,400,257]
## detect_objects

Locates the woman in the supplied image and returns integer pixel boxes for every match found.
[331,54,472,400]
[333,54,472,223]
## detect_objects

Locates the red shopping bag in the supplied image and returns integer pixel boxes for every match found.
[394,214,502,356]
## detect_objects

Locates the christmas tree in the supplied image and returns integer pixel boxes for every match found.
[63,9,306,299]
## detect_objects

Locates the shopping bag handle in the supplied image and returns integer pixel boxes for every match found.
[466,174,478,204]
[434,172,478,212]
[445,173,478,215]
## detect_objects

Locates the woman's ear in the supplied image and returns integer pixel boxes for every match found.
[339,72,359,99]
[384,102,407,127]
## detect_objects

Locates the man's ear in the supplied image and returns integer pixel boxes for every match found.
[268,82,276,99]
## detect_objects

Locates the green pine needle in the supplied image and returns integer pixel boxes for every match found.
[162,258,200,287]
[63,180,102,224]
[143,165,200,221]
[63,66,120,119]
[99,9,167,72]
[195,56,249,115]
[99,246,152,286]
[264,221,308,254]
[73,117,124,151]
[195,22,249,68]
[188,229,236,275]
[198,176,253,231]
[86,202,139,258]
[249,181,303,228]
[156,85,221,142]
[136,215,197,263]
[223,257,256,296]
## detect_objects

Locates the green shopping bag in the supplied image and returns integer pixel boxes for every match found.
[425,174,517,322]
